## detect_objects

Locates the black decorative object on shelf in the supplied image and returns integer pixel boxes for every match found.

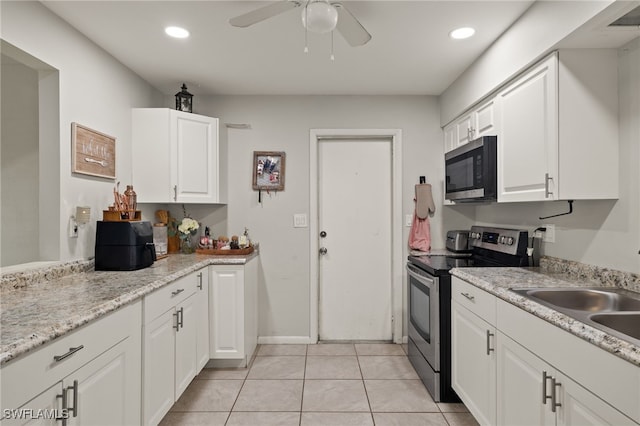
[175,83,193,113]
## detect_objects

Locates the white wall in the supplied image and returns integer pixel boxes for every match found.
[0,1,163,262]
[188,95,472,338]
[1,59,39,266]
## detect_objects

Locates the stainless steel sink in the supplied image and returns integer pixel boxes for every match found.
[590,313,640,341]
[511,287,640,346]
[512,288,640,312]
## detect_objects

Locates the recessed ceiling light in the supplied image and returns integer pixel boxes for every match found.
[165,26,190,39]
[449,27,475,40]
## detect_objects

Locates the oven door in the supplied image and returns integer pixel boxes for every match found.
[407,263,440,370]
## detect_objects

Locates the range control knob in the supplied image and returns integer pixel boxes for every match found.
[506,237,514,246]
[499,236,506,244]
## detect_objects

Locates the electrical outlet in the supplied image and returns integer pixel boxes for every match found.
[542,224,555,243]
[69,217,78,238]
[406,214,413,227]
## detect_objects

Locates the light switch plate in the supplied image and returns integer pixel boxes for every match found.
[293,213,308,228]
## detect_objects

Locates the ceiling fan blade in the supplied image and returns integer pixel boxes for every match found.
[333,3,371,47]
[229,0,301,28]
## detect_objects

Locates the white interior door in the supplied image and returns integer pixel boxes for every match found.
[318,138,392,341]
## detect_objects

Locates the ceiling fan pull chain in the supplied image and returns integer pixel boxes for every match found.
[304,5,309,53]
[330,30,335,61]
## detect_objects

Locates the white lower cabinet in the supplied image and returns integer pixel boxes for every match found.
[497,331,635,426]
[194,269,210,372]
[451,276,640,426]
[1,301,142,426]
[209,258,258,367]
[451,299,496,425]
[142,268,207,426]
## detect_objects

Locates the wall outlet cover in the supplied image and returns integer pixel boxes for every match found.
[293,213,308,228]
[542,224,555,243]
[406,214,413,227]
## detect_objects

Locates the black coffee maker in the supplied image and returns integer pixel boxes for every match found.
[95,221,156,271]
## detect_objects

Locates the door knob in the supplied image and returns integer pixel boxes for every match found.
[319,247,328,255]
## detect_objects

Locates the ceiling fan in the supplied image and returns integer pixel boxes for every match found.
[229,0,372,47]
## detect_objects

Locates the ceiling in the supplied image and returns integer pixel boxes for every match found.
[42,0,539,96]
[41,1,640,97]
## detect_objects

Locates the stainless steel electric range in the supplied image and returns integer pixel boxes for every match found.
[406,225,529,402]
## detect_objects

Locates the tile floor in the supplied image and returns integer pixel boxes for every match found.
[160,343,480,426]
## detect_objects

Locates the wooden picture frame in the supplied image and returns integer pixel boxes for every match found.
[252,151,285,191]
[71,122,116,179]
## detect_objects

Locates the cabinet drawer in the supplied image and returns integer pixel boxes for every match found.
[1,300,141,412]
[144,274,196,323]
[452,277,496,325]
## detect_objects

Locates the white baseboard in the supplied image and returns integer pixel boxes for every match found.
[402,335,408,344]
[258,336,315,345]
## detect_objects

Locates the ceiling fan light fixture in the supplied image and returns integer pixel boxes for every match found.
[449,27,475,40]
[302,1,338,34]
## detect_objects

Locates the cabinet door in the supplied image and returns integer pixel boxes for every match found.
[209,267,245,359]
[195,269,210,372]
[175,294,197,399]
[444,123,457,153]
[497,54,558,202]
[497,332,555,426]
[2,383,63,426]
[451,301,496,425]
[171,111,220,203]
[143,310,176,426]
[68,337,140,426]
[455,113,474,147]
[557,371,636,426]
[474,99,498,138]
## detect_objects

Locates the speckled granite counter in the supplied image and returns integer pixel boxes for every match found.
[450,266,640,367]
[0,252,258,365]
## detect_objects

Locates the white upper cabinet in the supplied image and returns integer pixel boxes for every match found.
[132,108,225,204]
[497,54,559,202]
[444,98,499,153]
[496,50,619,203]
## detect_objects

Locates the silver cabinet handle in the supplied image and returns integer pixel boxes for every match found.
[197,272,203,290]
[486,330,494,355]
[542,371,553,405]
[54,345,84,362]
[551,377,562,412]
[461,292,475,302]
[173,185,178,201]
[173,310,180,331]
[544,173,553,198]
[178,307,184,329]
[57,387,68,426]
[66,380,78,418]
[171,288,185,297]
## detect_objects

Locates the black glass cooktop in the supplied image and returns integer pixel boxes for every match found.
[408,251,527,276]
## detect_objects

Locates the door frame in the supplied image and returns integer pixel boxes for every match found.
[309,129,403,344]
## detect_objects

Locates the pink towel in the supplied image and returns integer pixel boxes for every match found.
[408,211,431,252]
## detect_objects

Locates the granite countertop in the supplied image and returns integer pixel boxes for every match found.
[450,266,640,367]
[0,252,258,365]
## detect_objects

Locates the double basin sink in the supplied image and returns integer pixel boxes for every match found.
[512,287,640,346]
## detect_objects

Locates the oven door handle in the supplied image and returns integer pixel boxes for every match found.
[406,264,436,289]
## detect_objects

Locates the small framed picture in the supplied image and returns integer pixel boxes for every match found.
[71,123,116,179]
[252,151,285,191]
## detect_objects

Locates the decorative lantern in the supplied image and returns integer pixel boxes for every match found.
[175,83,193,113]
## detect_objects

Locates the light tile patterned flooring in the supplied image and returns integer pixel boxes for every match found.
[160,343,480,426]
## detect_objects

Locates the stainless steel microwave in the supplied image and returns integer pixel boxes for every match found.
[445,135,497,202]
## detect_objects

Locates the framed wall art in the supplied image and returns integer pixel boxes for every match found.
[71,122,116,179]
[252,151,285,191]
